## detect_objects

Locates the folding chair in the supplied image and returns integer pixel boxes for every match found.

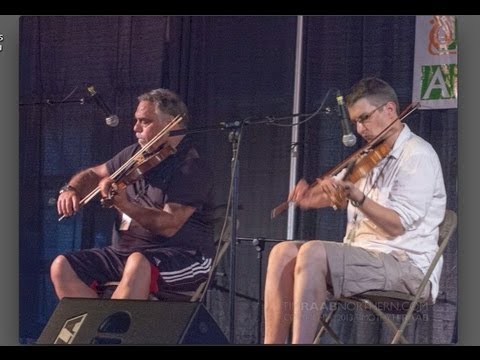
[98,209,233,303]
[313,209,457,344]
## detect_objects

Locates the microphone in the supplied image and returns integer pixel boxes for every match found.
[336,91,357,147]
[86,85,119,127]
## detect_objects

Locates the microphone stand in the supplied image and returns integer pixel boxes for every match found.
[228,124,241,343]
[236,237,285,344]
[19,98,87,106]
[171,119,245,343]
[166,104,333,343]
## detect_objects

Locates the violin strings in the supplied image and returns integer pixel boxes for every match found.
[109,114,184,182]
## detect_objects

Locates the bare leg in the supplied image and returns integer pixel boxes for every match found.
[292,241,329,344]
[264,241,302,344]
[111,252,151,300]
[50,255,98,299]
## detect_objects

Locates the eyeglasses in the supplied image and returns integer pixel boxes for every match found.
[351,103,388,125]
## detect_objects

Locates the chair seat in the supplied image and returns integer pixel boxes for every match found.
[152,290,196,302]
[330,290,423,317]
[97,281,201,302]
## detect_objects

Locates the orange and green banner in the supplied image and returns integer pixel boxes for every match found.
[412,16,457,110]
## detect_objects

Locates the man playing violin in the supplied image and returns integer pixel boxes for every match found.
[263,77,446,344]
[51,88,215,300]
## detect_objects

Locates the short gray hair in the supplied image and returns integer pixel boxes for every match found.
[346,77,399,115]
[138,88,189,127]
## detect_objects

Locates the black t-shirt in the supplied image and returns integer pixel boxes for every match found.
[105,136,215,258]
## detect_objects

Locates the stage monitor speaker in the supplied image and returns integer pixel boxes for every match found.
[36,298,229,345]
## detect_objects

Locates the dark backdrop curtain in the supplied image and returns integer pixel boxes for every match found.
[165,16,298,343]
[19,15,172,340]
[19,15,457,344]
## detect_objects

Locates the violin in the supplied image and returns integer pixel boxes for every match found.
[100,144,176,208]
[58,114,184,221]
[271,102,419,219]
[322,141,391,210]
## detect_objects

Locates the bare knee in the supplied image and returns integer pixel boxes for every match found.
[123,252,151,276]
[295,241,328,276]
[268,241,302,268]
[115,252,152,299]
[50,255,71,282]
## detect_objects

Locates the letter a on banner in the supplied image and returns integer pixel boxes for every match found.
[412,15,458,110]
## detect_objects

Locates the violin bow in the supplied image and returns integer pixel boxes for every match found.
[271,102,419,219]
[58,114,184,221]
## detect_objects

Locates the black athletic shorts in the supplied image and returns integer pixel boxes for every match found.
[62,246,212,293]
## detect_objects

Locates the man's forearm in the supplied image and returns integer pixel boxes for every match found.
[67,168,102,198]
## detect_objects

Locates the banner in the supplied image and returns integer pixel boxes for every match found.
[412,16,457,110]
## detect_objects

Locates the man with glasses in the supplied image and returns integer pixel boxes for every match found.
[263,77,446,344]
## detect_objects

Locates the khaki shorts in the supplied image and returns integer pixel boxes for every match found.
[314,241,430,301]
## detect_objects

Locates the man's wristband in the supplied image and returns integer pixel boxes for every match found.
[350,193,366,208]
[59,184,77,194]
